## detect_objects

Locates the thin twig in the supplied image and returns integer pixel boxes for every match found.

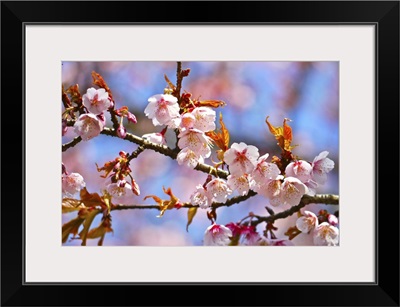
[62,136,82,152]
[127,145,146,162]
[251,194,339,226]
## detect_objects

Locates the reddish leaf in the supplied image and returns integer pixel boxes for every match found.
[144,187,180,218]
[284,226,302,240]
[206,113,230,155]
[66,84,82,106]
[80,188,106,208]
[91,71,113,101]
[198,100,226,108]
[265,116,296,152]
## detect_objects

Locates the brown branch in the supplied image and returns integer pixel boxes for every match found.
[62,136,82,152]
[175,61,183,101]
[212,190,257,209]
[251,194,339,227]
[127,145,146,162]
[111,193,339,224]
[109,109,120,131]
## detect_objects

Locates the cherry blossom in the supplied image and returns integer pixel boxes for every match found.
[224,142,259,175]
[296,210,318,233]
[82,87,111,115]
[179,113,196,131]
[62,172,85,197]
[240,226,261,246]
[311,151,335,184]
[205,178,232,202]
[304,179,318,196]
[225,222,242,237]
[265,238,295,246]
[203,224,232,246]
[107,180,134,205]
[177,148,204,169]
[142,132,167,145]
[144,94,180,126]
[280,177,308,207]
[178,128,212,158]
[253,175,283,206]
[285,160,313,183]
[313,222,339,246]
[190,107,216,132]
[73,113,105,141]
[251,153,281,184]
[189,185,212,209]
[227,173,254,196]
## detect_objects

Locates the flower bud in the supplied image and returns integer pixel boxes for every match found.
[117,123,126,139]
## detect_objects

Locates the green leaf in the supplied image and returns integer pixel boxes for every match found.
[186,207,198,232]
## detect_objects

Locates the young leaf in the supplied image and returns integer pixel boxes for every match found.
[80,187,106,209]
[62,216,85,243]
[206,112,230,156]
[198,100,226,108]
[96,161,116,179]
[78,209,101,246]
[143,187,180,218]
[284,226,302,240]
[186,207,198,232]
[265,116,296,152]
[62,198,85,214]
[66,84,82,106]
[91,71,113,101]
[164,74,176,91]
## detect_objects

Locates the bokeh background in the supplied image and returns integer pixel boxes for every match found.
[62,61,339,246]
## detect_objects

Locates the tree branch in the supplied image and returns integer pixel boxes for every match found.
[251,194,339,226]
[111,193,339,223]
[62,136,82,152]
[175,61,183,102]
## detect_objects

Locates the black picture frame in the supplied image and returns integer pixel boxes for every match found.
[1,1,399,306]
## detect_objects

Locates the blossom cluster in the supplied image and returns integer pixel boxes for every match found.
[62,68,338,248]
[144,93,216,168]
[203,222,295,246]
[143,94,332,206]
[68,87,136,141]
[203,209,339,246]
[72,88,110,141]
[296,210,339,246]
[142,91,337,247]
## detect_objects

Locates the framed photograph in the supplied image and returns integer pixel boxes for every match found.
[1,1,399,306]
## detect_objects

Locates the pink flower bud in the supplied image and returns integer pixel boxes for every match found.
[62,119,68,136]
[126,111,137,124]
[327,214,339,226]
[117,123,126,139]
